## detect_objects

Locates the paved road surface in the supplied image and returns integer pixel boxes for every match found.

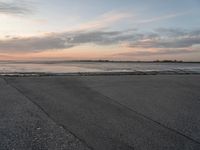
[1,75,200,150]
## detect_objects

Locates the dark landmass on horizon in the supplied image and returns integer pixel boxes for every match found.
[0,59,200,64]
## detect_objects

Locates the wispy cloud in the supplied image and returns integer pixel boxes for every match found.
[0,0,33,15]
[136,12,189,24]
[129,28,200,49]
[0,30,125,52]
[74,11,133,31]
[0,28,200,55]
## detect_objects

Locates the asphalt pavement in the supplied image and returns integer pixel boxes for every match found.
[1,75,200,150]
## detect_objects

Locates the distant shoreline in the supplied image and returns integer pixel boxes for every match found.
[0,60,200,64]
[1,70,200,77]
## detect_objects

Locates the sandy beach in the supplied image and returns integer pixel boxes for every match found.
[1,74,200,150]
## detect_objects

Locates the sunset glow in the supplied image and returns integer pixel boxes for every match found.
[0,0,200,61]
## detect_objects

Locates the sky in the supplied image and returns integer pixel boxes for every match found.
[0,0,200,61]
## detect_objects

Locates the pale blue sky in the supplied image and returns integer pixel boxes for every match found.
[34,0,200,30]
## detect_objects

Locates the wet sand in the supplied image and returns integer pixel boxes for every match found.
[1,75,200,150]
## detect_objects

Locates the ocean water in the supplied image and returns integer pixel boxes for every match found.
[0,61,200,74]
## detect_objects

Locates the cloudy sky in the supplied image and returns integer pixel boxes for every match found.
[0,0,200,61]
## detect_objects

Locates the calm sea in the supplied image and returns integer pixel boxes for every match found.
[0,61,200,74]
